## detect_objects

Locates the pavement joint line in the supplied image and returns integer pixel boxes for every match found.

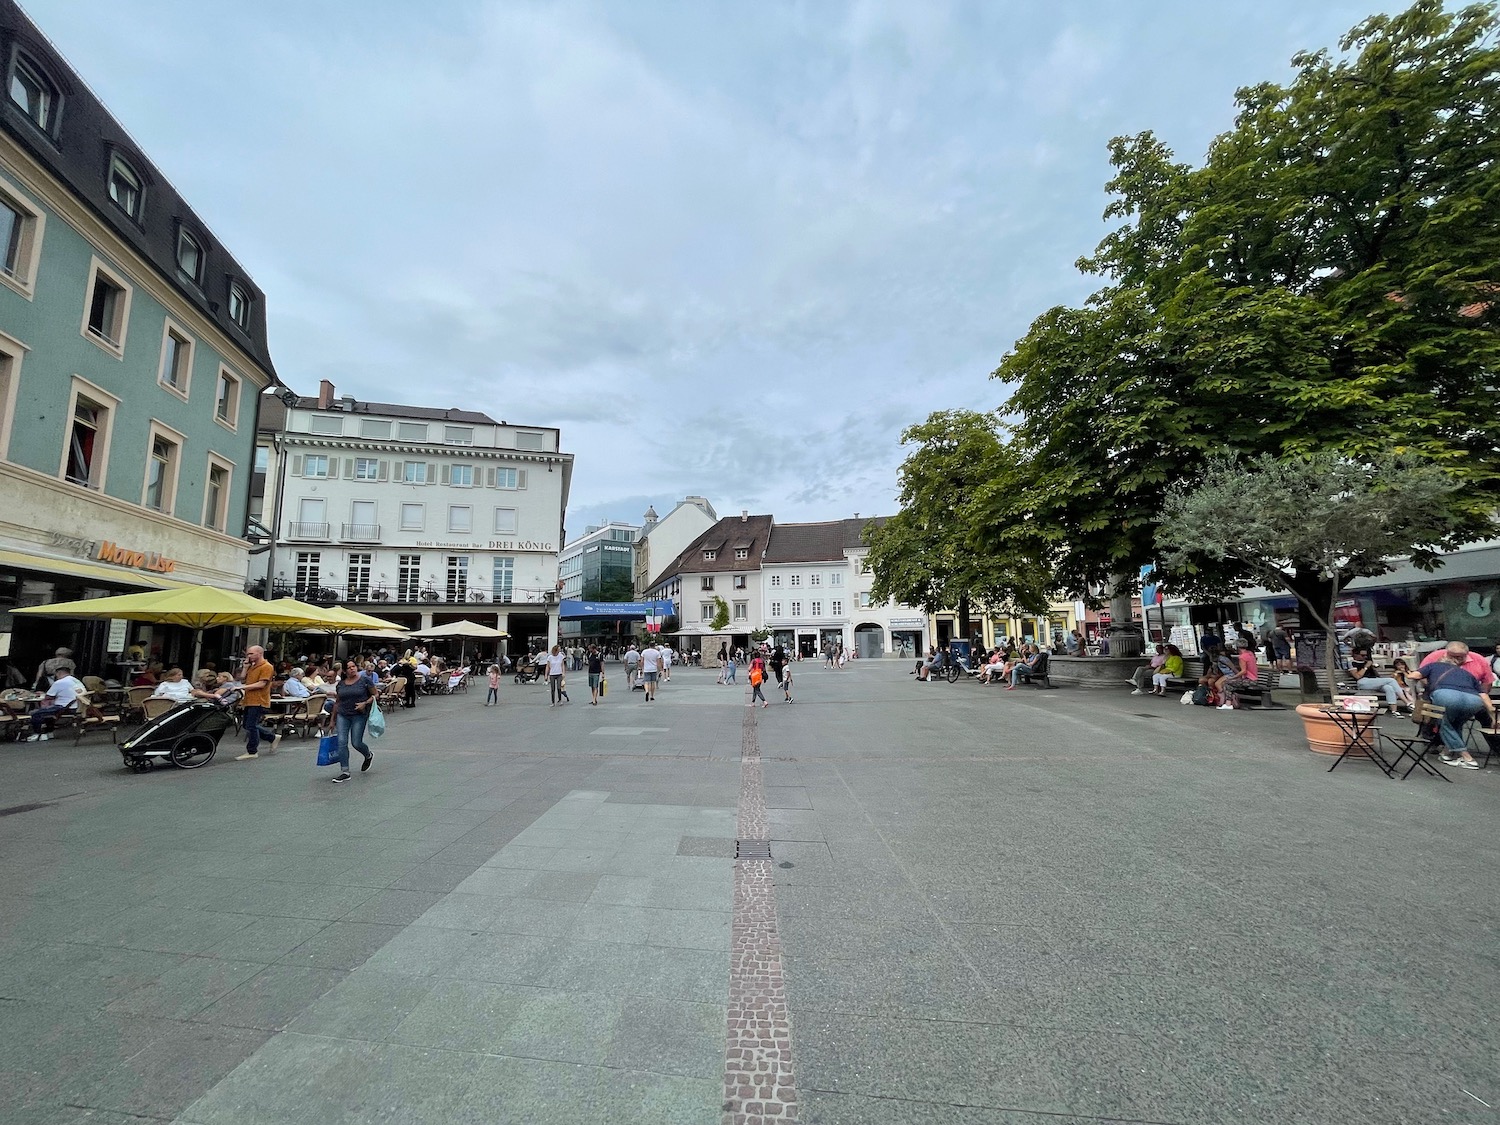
[796,1087,1191,1125]
[724,696,802,1125]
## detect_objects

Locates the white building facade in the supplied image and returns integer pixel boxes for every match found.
[645,512,773,653]
[633,496,717,597]
[251,382,572,651]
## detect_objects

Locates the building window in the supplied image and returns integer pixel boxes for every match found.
[492,467,523,489]
[108,154,144,222]
[830,571,843,586]
[295,552,321,594]
[446,555,469,602]
[9,55,59,135]
[516,430,545,450]
[347,499,377,540]
[82,258,132,353]
[809,573,821,587]
[353,457,380,481]
[733,602,747,621]
[0,183,44,292]
[214,366,241,428]
[158,325,193,396]
[62,382,117,489]
[733,575,747,589]
[790,601,802,617]
[293,497,326,539]
[811,601,822,617]
[142,429,181,514]
[701,576,714,590]
[701,603,714,622]
[227,281,251,329]
[310,415,343,435]
[769,574,781,587]
[301,454,331,478]
[444,425,473,444]
[831,600,843,616]
[398,554,422,600]
[203,457,231,532]
[402,462,429,484]
[449,464,474,487]
[448,505,472,533]
[735,548,748,560]
[789,574,801,587]
[859,592,872,608]
[398,422,428,441]
[494,507,517,534]
[347,553,372,599]
[176,228,203,284]
[0,333,23,460]
[399,503,424,530]
[253,445,269,474]
[770,601,782,617]
[703,549,717,561]
[492,556,514,602]
[361,419,391,439]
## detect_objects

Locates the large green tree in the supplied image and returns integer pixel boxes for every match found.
[865,410,1055,624]
[981,0,1500,611]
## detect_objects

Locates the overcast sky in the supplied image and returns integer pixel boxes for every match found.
[35,0,1392,534]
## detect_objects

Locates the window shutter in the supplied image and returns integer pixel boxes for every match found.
[378,460,389,481]
[441,464,451,485]
[486,466,497,489]
[426,462,437,485]
[516,469,528,490]
[343,458,355,479]
[290,454,303,477]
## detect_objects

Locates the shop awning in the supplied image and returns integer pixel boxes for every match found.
[0,547,185,591]
[559,599,675,619]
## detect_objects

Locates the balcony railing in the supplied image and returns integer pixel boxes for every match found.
[287,522,331,540]
[341,523,382,542]
[246,579,554,607]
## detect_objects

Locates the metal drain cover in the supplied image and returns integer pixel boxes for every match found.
[735,838,772,860]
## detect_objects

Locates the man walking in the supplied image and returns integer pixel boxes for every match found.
[624,643,640,690]
[235,645,282,760]
[639,640,662,701]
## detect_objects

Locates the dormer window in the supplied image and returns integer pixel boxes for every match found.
[703,549,717,561]
[9,54,59,136]
[176,228,203,285]
[227,281,250,329]
[734,548,749,560]
[108,155,143,222]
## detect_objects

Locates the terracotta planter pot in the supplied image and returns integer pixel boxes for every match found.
[1295,702,1376,758]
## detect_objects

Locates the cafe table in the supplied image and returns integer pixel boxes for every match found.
[1324,706,1397,777]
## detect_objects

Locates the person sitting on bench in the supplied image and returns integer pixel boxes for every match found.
[1006,647,1043,690]
[1349,648,1406,712]
[977,649,1006,684]
[1216,642,1261,709]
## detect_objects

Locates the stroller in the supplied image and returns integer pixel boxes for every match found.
[118,697,238,773]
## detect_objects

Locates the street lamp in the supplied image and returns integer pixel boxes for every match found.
[260,387,299,601]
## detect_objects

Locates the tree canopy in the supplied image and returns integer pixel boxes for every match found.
[957,0,1500,604]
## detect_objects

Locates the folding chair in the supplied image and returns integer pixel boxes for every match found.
[1382,700,1451,782]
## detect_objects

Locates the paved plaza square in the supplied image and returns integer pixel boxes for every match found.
[1,660,1496,1125]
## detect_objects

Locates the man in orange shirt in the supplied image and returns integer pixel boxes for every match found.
[235,644,282,760]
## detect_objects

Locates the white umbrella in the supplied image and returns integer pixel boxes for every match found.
[412,619,509,665]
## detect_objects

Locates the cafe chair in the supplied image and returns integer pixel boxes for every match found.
[1381,699,1451,782]
[140,697,178,722]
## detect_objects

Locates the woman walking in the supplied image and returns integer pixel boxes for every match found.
[546,644,568,706]
[331,659,378,784]
[749,656,768,708]
[588,646,605,705]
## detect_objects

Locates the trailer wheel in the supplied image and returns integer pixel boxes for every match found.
[169,734,216,769]
[128,758,151,773]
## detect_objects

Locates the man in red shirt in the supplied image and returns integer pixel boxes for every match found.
[1418,643,1495,691]
[235,645,282,760]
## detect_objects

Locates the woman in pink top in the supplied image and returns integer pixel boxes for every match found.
[1217,638,1260,709]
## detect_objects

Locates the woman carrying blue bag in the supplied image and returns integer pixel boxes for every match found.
[328,659,379,784]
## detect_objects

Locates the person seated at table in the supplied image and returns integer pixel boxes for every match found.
[1349,648,1407,712]
[26,660,83,740]
[151,667,218,705]
[1418,641,1496,692]
[281,668,312,698]
[1409,642,1495,769]
[131,662,162,687]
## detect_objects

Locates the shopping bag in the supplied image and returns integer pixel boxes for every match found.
[316,734,339,766]
[600,677,607,698]
[366,700,386,739]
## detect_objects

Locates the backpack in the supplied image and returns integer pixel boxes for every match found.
[1191,684,1212,707]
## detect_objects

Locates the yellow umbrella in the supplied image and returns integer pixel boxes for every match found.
[15,585,331,668]
[265,599,406,634]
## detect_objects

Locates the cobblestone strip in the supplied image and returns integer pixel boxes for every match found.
[724,705,801,1125]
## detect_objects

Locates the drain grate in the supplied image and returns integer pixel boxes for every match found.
[735,838,772,860]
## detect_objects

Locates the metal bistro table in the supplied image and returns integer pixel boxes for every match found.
[1324,707,1397,777]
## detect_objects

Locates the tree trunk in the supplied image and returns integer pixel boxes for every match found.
[1289,566,1336,700]
[958,594,971,640]
[1106,572,1143,658]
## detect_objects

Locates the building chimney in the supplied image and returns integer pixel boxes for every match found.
[318,380,335,409]
[339,394,356,411]
[741,510,748,521]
